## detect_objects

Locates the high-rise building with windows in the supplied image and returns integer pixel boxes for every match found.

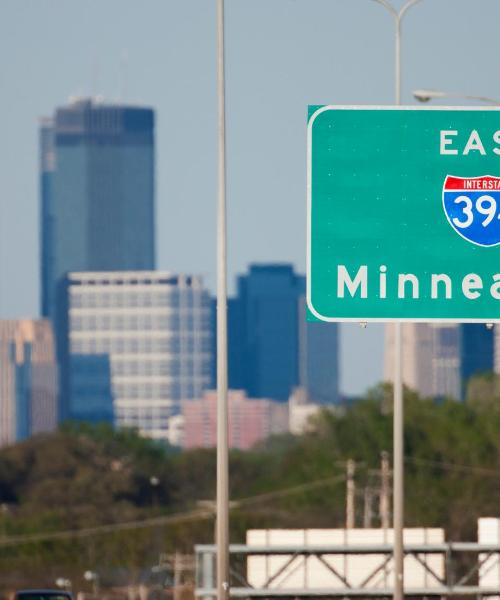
[461,324,493,395]
[385,323,494,401]
[40,98,155,419]
[384,323,461,400]
[62,272,212,442]
[0,320,58,446]
[228,265,303,401]
[228,264,339,403]
[298,309,340,405]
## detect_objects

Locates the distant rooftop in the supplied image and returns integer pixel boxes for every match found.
[46,96,155,139]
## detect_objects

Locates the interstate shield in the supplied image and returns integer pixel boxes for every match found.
[442,175,500,247]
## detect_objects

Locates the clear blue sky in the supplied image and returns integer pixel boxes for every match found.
[1,0,499,395]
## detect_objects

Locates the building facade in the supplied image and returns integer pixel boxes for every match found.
[384,323,461,400]
[227,264,339,404]
[461,324,493,395]
[63,272,212,441]
[298,297,339,405]
[183,390,288,450]
[40,98,156,420]
[385,323,494,400]
[0,320,58,446]
[40,98,155,323]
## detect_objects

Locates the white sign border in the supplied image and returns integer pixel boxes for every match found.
[306,104,500,323]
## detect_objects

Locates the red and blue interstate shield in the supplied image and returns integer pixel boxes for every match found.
[442,175,500,247]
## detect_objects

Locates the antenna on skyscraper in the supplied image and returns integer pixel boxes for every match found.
[91,53,101,100]
[120,50,129,101]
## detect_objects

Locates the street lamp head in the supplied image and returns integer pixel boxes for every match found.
[413,89,446,103]
[84,570,97,581]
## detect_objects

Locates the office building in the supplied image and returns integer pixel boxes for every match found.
[183,390,288,450]
[385,323,495,400]
[40,98,155,419]
[40,98,155,323]
[63,271,212,441]
[0,320,58,446]
[228,264,302,400]
[384,323,461,400]
[461,324,493,395]
[298,297,339,404]
[227,264,339,404]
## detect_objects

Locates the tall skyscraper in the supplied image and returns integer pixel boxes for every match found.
[63,272,212,442]
[228,264,339,403]
[461,324,493,395]
[228,265,303,401]
[40,97,155,321]
[0,320,58,446]
[40,98,155,420]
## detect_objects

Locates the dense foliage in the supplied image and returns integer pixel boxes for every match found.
[1,379,500,589]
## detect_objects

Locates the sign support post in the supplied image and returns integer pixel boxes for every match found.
[393,321,404,600]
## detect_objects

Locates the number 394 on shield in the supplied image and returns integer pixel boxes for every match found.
[443,175,500,247]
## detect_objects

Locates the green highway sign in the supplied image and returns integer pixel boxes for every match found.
[307,106,500,322]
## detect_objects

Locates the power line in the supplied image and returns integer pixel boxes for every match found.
[1,456,496,548]
[0,475,346,547]
[404,456,500,478]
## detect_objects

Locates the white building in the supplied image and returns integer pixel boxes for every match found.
[65,271,212,442]
[288,387,323,434]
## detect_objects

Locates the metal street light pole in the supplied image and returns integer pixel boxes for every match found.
[370,0,423,104]
[216,1,230,600]
[368,2,424,600]
[413,88,500,105]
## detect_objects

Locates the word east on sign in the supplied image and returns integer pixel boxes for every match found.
[306,106,500,322]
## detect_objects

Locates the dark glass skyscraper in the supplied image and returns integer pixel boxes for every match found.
[229,265,302,401]
[228,264,339,403]
[40,98,155,420]
[40,98,155,322]
[460,324,494,398]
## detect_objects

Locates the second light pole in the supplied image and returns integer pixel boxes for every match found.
[368,1,424,600]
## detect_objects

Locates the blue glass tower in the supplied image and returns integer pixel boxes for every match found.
[40,99,155,322]
[40,98,155,421]
[460,324,494,398]
[227,264,339,403]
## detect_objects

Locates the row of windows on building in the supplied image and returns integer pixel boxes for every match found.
[70,291,209,309]
[70,313,211,331]
[72,356,211,377]
[72,380,208,399]
[110,358,212,377]
[70,337,211,354]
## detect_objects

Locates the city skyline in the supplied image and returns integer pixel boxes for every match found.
[2,1,500,395]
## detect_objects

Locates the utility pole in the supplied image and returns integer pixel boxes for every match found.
[346,459,356,529]
[173,552,181,600]
[363,487,373,528]
[380,451,391,531]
